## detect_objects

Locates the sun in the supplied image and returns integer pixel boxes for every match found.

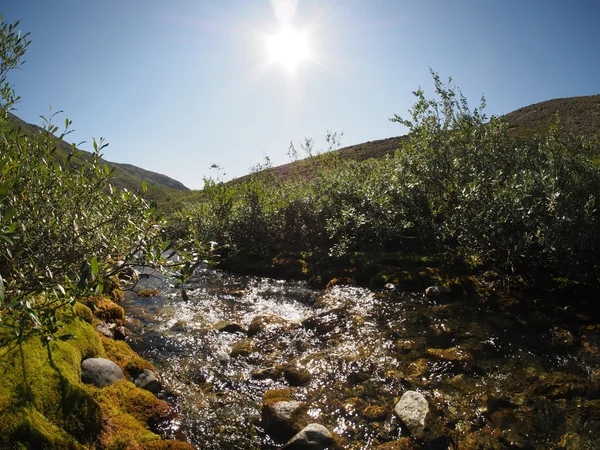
[266,24,310,73]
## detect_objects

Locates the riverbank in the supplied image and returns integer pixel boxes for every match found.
[0,287,192,449]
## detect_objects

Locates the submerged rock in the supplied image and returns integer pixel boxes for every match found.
[425,285,451,297]
[81,358,124,387]
[134,369,162,394]
[262,400,309,440]
[394,390,429,437]
[248,314,292,337]
[282,423,335,450]
[284,364,312,387]
[215,321,246,334]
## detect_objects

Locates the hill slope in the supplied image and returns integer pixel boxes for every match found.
[233,94,600,185]
[7,112,189,192]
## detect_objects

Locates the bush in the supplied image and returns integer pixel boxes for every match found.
[180,70,600,285]
[0,16,197,343]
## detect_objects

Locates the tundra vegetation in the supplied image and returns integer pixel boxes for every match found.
[0,16,199,448]
[174,71,600,289]
[1,10,600,449]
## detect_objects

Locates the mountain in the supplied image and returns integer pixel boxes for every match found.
[7,112,189,192]
[233,94,600,185]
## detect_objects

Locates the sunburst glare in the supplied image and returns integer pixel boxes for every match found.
[266,24,310,73]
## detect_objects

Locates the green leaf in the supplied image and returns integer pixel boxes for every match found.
[90,256,99,277]
[0,275,4,302]
[141,180,147,192]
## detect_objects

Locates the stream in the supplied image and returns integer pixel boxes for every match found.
[122,268,600,449]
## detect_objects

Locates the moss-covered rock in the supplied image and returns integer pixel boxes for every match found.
[0,311,186,449]
[73,302,94,324]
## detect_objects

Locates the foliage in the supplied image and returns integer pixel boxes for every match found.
[0,17,199,345]
[177,70,600,285]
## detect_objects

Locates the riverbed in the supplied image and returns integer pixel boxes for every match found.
[123,268,600,449]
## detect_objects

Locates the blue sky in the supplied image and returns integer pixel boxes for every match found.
[3,0,599,189]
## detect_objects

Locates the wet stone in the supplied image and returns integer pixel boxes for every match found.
[230,339,255,357]
[134,368,162,394]
[394,391,429,437]
[251,365,284,380]
[425,285,451,297]
[248,314,292,337]
[95,321,113,338]
[215,321,246,334]
[282,423,335,450]
[284,364,312,387]
[262,400,309,440]
[113,325,129,341]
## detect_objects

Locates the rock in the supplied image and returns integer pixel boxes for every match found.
[120,266,140,281]
[284,364,312,387]
[425,285,451,297]
[81,358,125,387]
[170,320,187,332]
[248,314,292,337]
[262,400,309,440]
[394,391,429,437]
[362,405,388,422]
[252,365,284,380]
[282,423,335,450]
[137,289,160,298]
[301,308,347,335]
[215,321,246,334]
[374,438,415,449]
[134,368,162,394]
[230,339,255,357]
[113,325,129,341]
[95,322,114,338]
[384,283,396,291]
[325,277,355,289]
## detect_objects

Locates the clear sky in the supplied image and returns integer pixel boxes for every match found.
[3,0,599,189]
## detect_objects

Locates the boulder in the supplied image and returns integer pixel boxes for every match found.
[81,358,124,387]
[282,423,335,450]
[393,390,429,437]
[134,368,162,394]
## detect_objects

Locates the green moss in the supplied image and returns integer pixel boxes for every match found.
[0,311,183,449]
[123,357,156,379]
[100,337,138,367]
[83,296,125,325]
[72,302,94,324]
[0,317,104,448]
[91,380,172,448]
[262,388,293,405]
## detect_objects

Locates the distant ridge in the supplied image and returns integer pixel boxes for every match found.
[6,112,189,192]
[233,94,600,185]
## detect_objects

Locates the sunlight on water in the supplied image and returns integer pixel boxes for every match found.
[123,269,600,449]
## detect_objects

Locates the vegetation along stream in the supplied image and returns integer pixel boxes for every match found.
[123,269,600,449]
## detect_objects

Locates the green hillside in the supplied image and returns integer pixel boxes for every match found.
[231,94,600,185]
[7,112,189,193]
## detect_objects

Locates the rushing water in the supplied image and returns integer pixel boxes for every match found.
[123,268,600,449]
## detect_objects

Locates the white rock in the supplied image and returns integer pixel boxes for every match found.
[393,390,429,436]
[282,423,334,449]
